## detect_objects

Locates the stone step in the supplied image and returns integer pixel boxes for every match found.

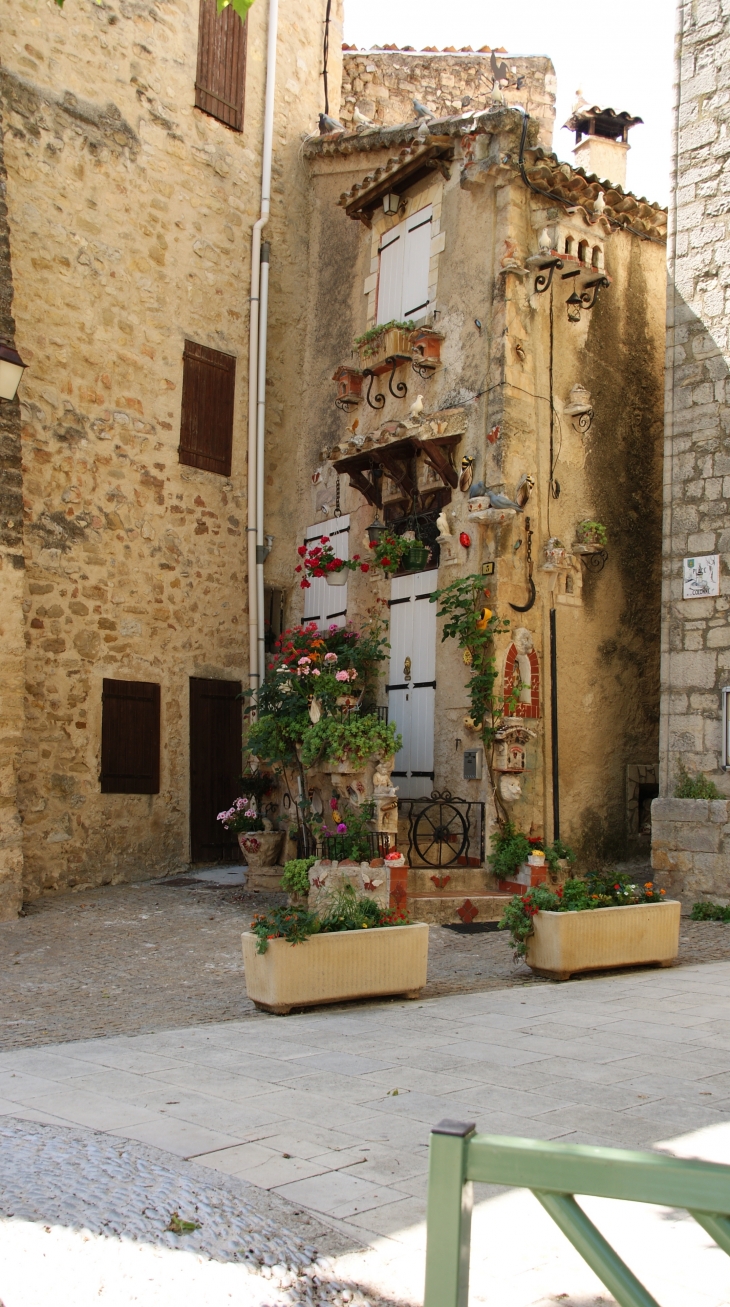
[406,866,499,895]
[407,892,513,926]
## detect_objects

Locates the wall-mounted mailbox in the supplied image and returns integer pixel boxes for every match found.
[463,748,483,780]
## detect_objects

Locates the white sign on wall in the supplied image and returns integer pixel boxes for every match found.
[683,554,720,599]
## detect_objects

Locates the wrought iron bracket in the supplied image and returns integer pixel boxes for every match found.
[412,358,436,381]
[579,275,610,310]
[570,408,594,434]
[385,355,408,400]
[362,368,385,410]
[579,548,608,573]
[334,395,360,413]
[534,257,564,294]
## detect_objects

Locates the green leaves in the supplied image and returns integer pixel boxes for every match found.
[216,0,255,18]
[300,714,401,770]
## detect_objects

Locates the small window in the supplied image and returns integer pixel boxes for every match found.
[592,245,603,269]
[195,0,247,131]
[101,679,160,794]
[577,239,589,263]
[377,206,433,324]
[564,236,574,256]
[179,340,236,476]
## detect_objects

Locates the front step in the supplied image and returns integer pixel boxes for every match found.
[407,891,512,925]
[406,866,500,895]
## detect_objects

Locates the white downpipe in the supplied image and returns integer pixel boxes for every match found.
[256,242,269,687]
[247,0,278,695]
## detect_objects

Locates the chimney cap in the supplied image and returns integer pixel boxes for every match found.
[563,105,643,144]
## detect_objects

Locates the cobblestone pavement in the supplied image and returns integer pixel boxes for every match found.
[3,963,730,1305]
[0,1117,390,1307]
[2,874,730,1050]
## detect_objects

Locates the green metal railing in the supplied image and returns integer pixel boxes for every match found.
[424,1118,730,1307]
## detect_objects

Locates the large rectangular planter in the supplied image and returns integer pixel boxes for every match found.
[525,900,681,981]
[241,922,429,1014]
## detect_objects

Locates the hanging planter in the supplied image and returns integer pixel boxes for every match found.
[326,567,348,587]
[295,538,371,590]
[407,540,429,570]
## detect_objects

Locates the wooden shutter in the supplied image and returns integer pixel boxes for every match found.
[377,222,404,324]
[402,207,432,320]
[195,0,247,132]
[101,679,160,794]
[179,340,236,476]
[303,517,350,629]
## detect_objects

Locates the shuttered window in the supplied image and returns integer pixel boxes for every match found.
[179,340,236,477]
[195,0,247,132]
[303,517,350,630]
[101,679,161,795]
[377,206,433,324]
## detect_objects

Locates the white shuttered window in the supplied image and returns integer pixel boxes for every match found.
[302,517,350,630]
[376,206,433,324]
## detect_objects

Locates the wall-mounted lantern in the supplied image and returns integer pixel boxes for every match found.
[366,511,387,546]
[0,342,27,402]
[382,193,401,216]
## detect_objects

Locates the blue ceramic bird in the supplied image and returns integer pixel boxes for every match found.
[470,483,523,511]
[413,99,433,119]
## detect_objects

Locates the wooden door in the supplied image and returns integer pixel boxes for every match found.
[387,572,437,799]
[189,677,242,863]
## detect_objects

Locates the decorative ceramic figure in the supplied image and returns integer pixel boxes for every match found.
[498,774,522,803]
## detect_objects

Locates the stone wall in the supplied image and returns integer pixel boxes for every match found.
[659,1,730,798]
[0,0,338,901]
[340,50,555,150]
[651,796,730,903]
[0,101,25,920]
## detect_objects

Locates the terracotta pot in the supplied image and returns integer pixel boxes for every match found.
[238,830,283,868]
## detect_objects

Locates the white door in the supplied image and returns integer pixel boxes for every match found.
[387,571,437,799]
[303,516,350,629]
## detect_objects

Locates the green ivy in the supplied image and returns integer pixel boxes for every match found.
[430,575,512,740]
[354,319,415,350]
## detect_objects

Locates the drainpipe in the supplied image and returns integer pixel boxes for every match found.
[550,606,560,840]
[256,241,270,686]
[247,0,278,695]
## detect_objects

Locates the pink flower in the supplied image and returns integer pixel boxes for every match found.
[328,624,339,632]
[337,822,347,833]
[311,668,320,676]
[330,798,338,810]
[298,656,311,665]
[324,652,338,664]
[335,670,349,682]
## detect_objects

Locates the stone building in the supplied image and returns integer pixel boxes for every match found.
[651,0,730,902]
[262,78,667,914]
[0,0,342,916]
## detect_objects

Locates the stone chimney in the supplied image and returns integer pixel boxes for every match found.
[563,104,642,189]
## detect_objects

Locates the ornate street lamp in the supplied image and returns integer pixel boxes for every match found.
[0,342,27,401]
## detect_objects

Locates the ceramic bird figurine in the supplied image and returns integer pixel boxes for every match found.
[482,486,523,512]
[346,416,359,437]
[413,98,433,119]
[538,228,552,254]
[409,394,424,420]
[459,455,475,493]
[475,607,493,630]
[593,190,606,216]
[469,480,486,499]
[436,510,451,537]
[490,86,506,106]
[353,106,374,127]
[516,473,534,507]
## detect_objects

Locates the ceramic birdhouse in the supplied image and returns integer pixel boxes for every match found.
[333,365,363,411]
[410,328,444,376]
[494,740,526,773]
[541,537,571,571]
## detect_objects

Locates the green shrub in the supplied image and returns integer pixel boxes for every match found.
[280,857,316,896]
[690,901,730,922]
[300,714,401,769]
[674,760,720,799]
[250,887,409,954]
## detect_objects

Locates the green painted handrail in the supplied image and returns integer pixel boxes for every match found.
[424,1119,730,1307]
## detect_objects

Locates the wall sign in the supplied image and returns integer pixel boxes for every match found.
[683,554,720,599]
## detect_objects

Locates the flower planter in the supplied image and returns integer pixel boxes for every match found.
[319,757,367,776]
[241,922,429,1014]
[358,328,412,376]
[525,900,681,981]
[238,830,284,869]
[407,541,429,571]
[325,568,348,587]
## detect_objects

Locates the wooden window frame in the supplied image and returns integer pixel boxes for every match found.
[100,679,161,795]
[179,340,236,477]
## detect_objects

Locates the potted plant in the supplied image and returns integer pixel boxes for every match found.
[280,856,316,905]
[217,798,284,870]
[355,319,415,375]
[296,538,371,589]
[573,520,607,553]
[241,886,428,1014]
[300,713,401,773]
[499,872,680,981]
[367,532,412,575]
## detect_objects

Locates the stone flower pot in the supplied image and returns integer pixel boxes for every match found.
[238,830,283,868]
[241,922,428,1014]
[525,900,681,982]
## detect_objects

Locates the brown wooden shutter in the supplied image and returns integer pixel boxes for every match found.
[101,679,161,795]
[195,0,247,132]
[179,340,236,476]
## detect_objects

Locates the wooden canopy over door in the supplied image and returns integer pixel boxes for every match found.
[189,677,242,863]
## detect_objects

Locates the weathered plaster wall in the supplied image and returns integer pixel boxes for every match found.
[659,0,730,797]
[339,50,556,151]
[282,109,666,862]
[0,0,335,898]
[0,106,25,920]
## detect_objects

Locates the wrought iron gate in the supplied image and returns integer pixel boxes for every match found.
[398,791,485,868]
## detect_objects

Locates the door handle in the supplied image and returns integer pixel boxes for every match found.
[404,656,412,680]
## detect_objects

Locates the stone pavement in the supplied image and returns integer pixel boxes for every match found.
[3,960,730,1305]
[4,872,730,1050]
